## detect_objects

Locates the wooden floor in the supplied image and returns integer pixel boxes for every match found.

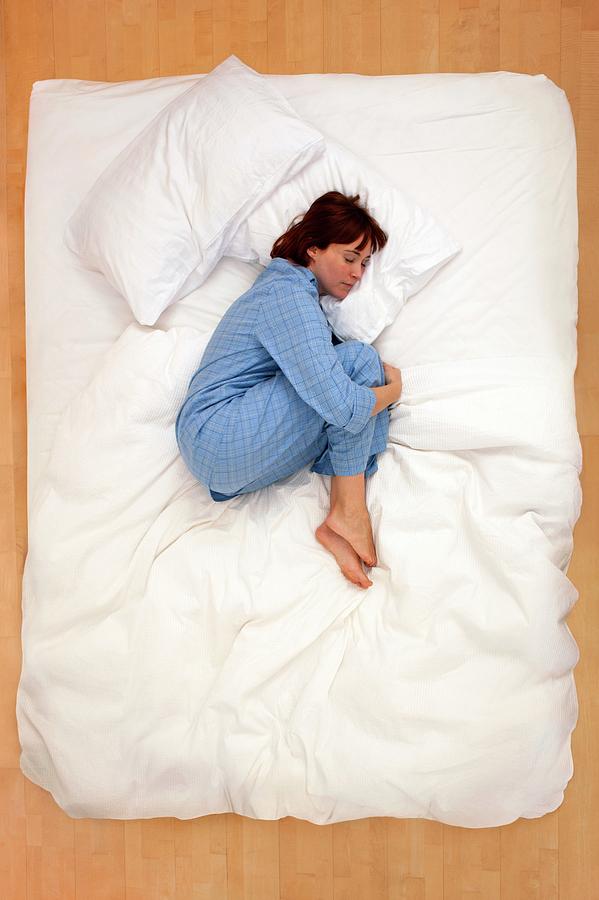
[1,0,598,897]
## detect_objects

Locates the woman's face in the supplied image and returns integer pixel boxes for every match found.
[305,236,372,299]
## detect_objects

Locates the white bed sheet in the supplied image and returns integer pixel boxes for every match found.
[17,69,583,827]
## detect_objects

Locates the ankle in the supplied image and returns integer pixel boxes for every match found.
[330,499,368,518]
[330,473,367,513]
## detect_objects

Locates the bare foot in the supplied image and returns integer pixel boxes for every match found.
[323,506,377,568]
[315,523,373,589]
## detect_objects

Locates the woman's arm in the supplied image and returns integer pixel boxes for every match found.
[369,381,402,416]
[369,362,402,416]
[255,279,376,435]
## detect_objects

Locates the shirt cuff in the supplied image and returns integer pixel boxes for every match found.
[343,383,377,435]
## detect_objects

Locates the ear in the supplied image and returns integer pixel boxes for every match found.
[306,245,318,260]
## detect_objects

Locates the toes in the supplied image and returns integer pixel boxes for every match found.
[359,541,377,568]
[342,568,372,589]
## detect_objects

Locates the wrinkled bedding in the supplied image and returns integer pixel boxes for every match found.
[17,69,582,827]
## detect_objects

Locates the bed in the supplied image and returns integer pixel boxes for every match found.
[17,58,582,828]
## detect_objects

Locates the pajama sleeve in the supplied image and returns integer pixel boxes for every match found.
[255,278,377,435]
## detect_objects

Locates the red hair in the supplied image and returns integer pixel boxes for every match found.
[270,191,388,266]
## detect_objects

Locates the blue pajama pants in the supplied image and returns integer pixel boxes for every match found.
[180,340,390,502]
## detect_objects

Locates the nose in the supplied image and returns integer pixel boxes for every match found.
[349,261,363,281]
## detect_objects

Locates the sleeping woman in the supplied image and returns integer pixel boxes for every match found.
[175,191,402,590]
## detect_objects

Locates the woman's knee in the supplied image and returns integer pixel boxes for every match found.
[334,340,384,387]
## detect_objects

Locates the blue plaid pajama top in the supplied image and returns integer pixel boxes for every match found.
[175,257,379,488]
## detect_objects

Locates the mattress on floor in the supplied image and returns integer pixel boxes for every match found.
[17,68,582,827]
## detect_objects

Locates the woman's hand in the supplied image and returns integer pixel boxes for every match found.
[382,362,402,391]
[368,362,402,416]
[382,362,402,407]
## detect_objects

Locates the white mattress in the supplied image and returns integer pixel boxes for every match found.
[18,69,583,827]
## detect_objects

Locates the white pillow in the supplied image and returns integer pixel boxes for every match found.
[227,139,462,343]
[64,55,325,326]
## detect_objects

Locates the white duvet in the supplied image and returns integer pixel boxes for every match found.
[17,70,582,828]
